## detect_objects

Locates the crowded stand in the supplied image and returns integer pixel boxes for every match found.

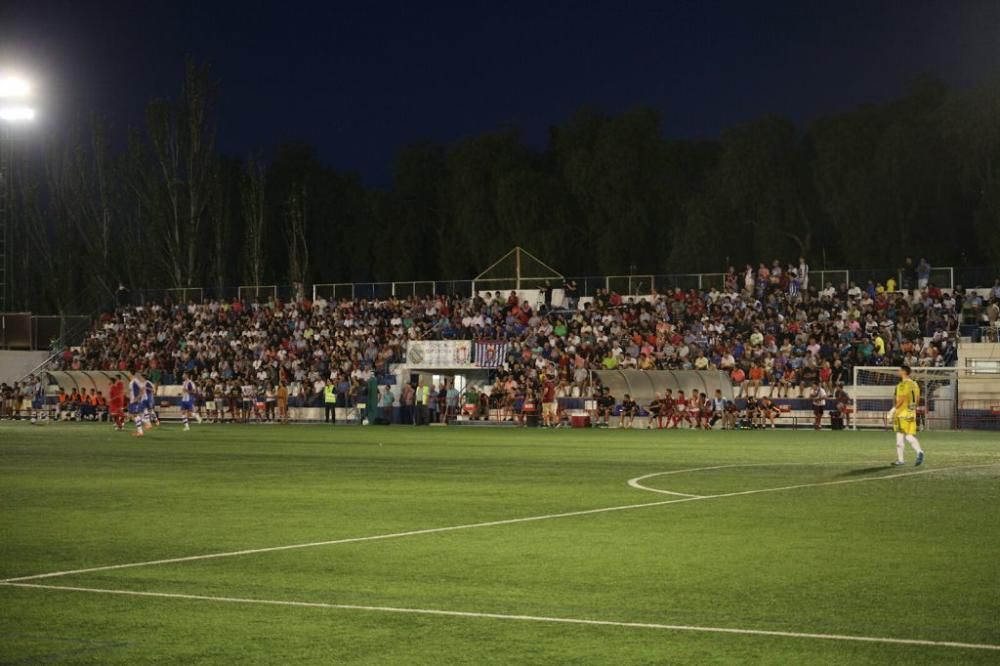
[12,257,987,429]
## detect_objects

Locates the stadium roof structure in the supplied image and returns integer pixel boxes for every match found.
[472,246,563,291]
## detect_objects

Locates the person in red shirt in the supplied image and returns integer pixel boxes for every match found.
[109,376,126,431]
[660,389,675,429]
[541,378,557,428]
[671,390,693,428]
[730,366,747,397]
[695,392,713,430]
[748,363,765,397]
[819,362,833,392]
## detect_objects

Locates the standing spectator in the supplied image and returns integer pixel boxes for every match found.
[436,382,448,423]
[540,280,552,309]
[416,381,430,425]
[900,257,916,291]
[446,382,460,420]
[819,361,833,392]
[562,279,578,310]
[830,359,848,387]
[724,266,738,293]
[834,385,851,429]
[264,385,277,422]
[809,383,828,430]
[323,379,337,424]
[798,256,809,292]
[277,381,289,423]
[917,258,931,289]
[462,384,479,419]
[730,365,747,397]
[380,385,394,425]
[541,376,557,428]
[399,381,415,425]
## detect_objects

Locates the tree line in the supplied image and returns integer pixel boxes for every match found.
[9,61,1000,315]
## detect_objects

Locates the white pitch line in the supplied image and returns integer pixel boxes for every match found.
[2,581,998,652]
[628,464,737,496]
[3,462,997,584]
[627,461,913,497]
[0,495,704,583]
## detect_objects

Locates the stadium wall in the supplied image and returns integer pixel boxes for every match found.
[0,350,49,384]
[957,343,1000,426]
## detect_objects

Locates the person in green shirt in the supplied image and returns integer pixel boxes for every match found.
[463,385,479,419]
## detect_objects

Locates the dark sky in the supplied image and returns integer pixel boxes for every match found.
[3,0,1000,186]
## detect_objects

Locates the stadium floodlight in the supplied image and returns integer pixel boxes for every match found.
[0,76,31,98]
[0,105,36,122]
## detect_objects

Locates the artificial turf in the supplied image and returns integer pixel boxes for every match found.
[1,422,998,664]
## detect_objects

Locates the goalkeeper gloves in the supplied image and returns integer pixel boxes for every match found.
[886,407,896,421]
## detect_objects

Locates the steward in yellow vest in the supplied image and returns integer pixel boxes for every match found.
[324,383,337,424]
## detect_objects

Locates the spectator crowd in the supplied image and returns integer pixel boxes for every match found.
[41,257,994,422]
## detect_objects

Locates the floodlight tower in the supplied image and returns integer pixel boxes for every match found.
[0,74,36,312]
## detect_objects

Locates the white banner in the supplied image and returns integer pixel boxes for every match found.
[406,340,473,367]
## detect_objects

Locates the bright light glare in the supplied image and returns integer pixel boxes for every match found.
[0,77,31,98]
[0,106,36,122]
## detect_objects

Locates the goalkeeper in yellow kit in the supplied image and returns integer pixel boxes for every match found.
[889,365,924,466]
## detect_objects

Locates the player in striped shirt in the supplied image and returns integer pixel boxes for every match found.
[143,376,159,428]
[180,374,197,431]
[128,372,146,437]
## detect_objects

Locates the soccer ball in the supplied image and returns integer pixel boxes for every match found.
[29,417,37,425]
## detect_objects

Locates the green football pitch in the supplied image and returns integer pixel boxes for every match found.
[1,423,998,664]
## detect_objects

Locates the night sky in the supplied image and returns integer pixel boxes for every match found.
[3,0,1000,186]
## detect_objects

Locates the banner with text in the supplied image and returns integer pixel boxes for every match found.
[405,340,473,367]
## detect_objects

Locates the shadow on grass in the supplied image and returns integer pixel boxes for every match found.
[838,466,893,477]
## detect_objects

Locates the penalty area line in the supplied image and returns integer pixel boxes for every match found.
[2,581,998,652]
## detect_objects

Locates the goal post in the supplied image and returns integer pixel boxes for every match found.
[238,284,279,302]
[166,287,204,304]
[851,366,957,431]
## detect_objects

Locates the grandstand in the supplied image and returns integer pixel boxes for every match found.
[3,255,999,431]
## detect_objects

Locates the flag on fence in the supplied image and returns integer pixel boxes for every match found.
[474,340,509,368]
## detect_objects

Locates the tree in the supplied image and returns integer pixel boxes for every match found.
[241,157,267,286]
[131,59,219,287]
[284,183,310,287]
[941,75,1000,263]
[59,118,119,303]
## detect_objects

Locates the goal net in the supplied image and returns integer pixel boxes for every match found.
[851,366,957,431]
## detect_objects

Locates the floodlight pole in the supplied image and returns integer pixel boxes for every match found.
[0,122,10,312]
[0,73,37,312]
[516,246,521,290]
